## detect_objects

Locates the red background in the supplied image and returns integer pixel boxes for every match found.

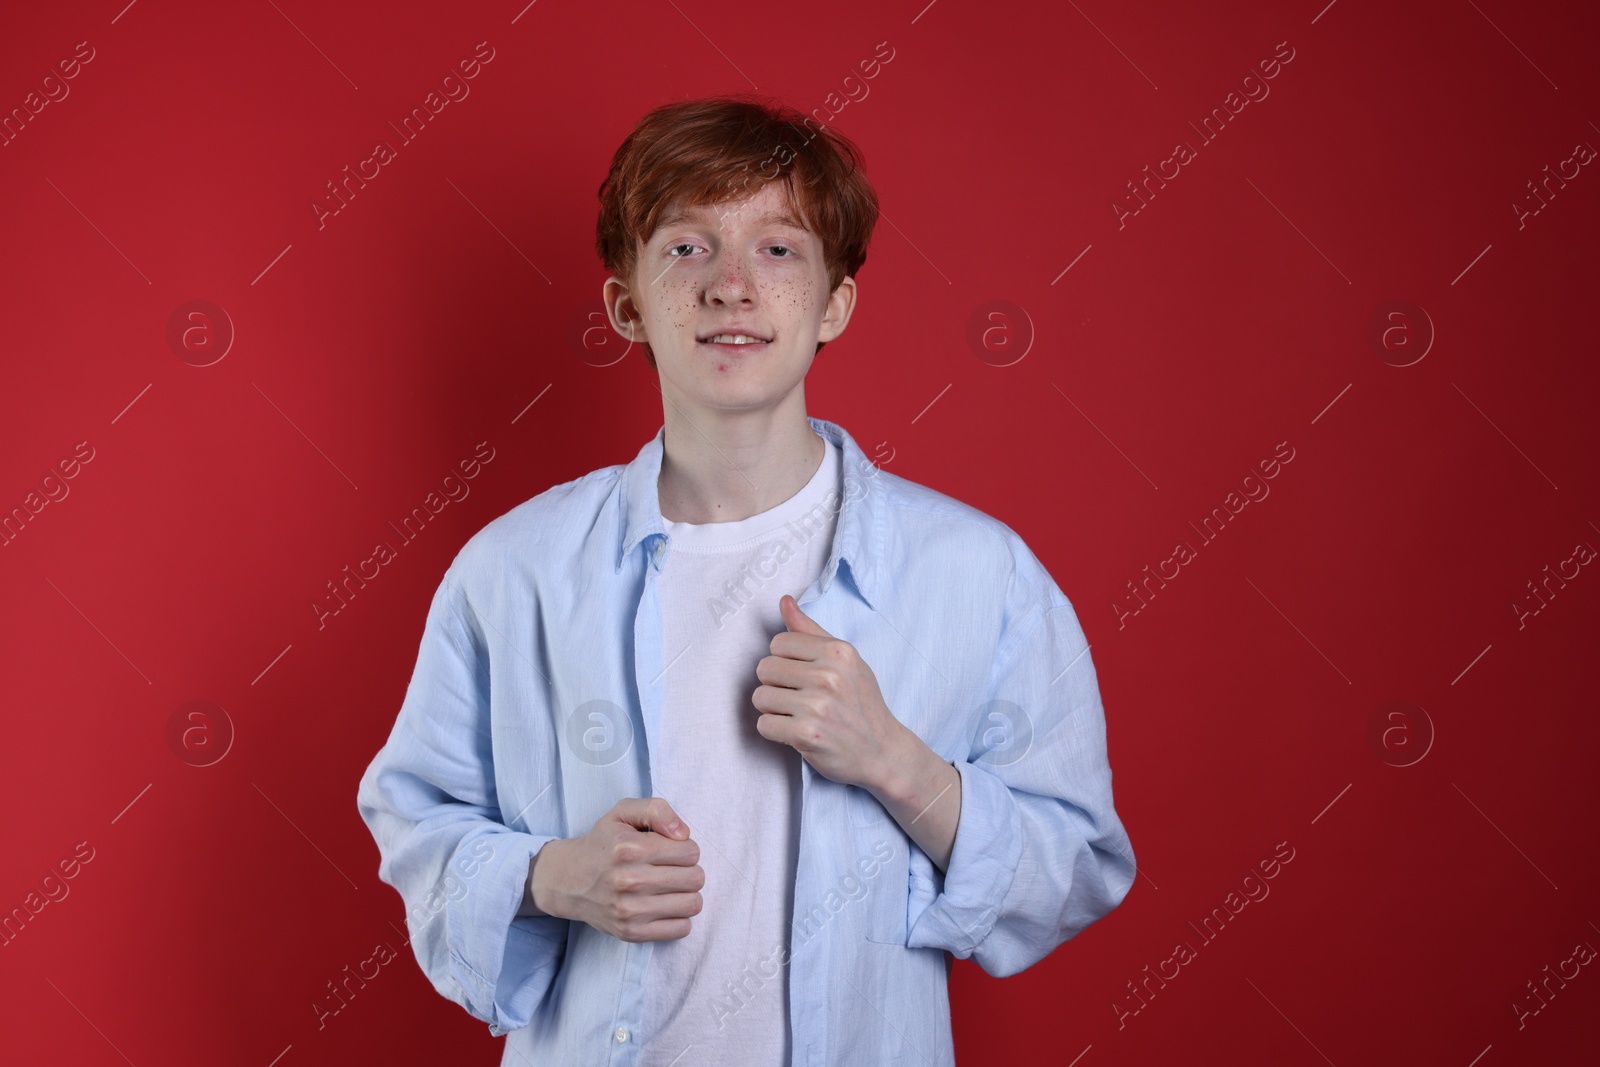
[2,1,1597,1063]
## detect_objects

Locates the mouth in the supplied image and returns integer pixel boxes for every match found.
[697,331,772,354]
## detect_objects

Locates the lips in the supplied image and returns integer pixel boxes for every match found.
[696,329,772,344]
[697,331,772,354]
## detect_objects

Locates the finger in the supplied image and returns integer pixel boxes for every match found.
[642,834,702,867]
[629,862,705,895]
[613,893,700,942]
[614,797,689,838]
[629,919,693,943]
[752,683,805,718]
[652,890,705,920]
[755,708,798,747]
[769,629,834,661]
[754,655,810,689]
[629,897,702,941]
[649,797,691,838]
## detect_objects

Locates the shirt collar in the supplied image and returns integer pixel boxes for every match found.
[615,416,883,610]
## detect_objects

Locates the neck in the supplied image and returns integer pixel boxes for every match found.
[657,396,825,525]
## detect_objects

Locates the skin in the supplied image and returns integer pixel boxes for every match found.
[519,180,962,939]
[609,178,846,524]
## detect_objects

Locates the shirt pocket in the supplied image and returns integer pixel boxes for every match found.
[845,785,911,945]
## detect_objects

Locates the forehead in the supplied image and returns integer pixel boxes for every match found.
[654,182,812,236]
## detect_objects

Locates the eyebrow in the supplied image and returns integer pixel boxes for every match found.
[656,208,810,233]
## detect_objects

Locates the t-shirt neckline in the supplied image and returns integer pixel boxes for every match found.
[661,434,840,552]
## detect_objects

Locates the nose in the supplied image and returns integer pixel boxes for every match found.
[705,252,755,305]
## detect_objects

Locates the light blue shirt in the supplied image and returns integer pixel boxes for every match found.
[356,416,1136,1066]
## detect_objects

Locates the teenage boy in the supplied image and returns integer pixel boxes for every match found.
[357,95,1136,1067]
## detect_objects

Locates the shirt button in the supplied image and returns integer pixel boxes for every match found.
[614,1026,629,1042]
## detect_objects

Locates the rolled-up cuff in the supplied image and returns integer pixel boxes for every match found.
[906,759,1023,958]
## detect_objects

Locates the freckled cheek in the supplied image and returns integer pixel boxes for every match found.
[650,278,698,330]
[765,277,814,310]
[785,276,816,314]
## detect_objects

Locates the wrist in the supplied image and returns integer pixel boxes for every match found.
[523,838,565,919]
[871,725,929,808]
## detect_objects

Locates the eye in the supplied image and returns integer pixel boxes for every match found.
[667,243,699,258]
[768,245,793,258]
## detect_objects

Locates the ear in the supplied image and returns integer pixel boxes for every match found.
[601,274,647,342]
[817,275,857,344]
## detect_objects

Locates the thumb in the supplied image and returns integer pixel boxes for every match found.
[780,594,831,636]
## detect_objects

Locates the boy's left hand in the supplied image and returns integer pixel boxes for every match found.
[752,594,912,791]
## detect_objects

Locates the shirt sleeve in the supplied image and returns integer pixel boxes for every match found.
[356,564,568,1036]
[904,556,1137,977]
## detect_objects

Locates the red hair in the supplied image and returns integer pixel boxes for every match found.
[595,94,880,368]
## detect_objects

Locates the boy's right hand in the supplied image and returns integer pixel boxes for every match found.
[524,797,704,942]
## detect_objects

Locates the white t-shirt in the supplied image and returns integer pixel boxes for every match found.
[640,433,842,1067]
